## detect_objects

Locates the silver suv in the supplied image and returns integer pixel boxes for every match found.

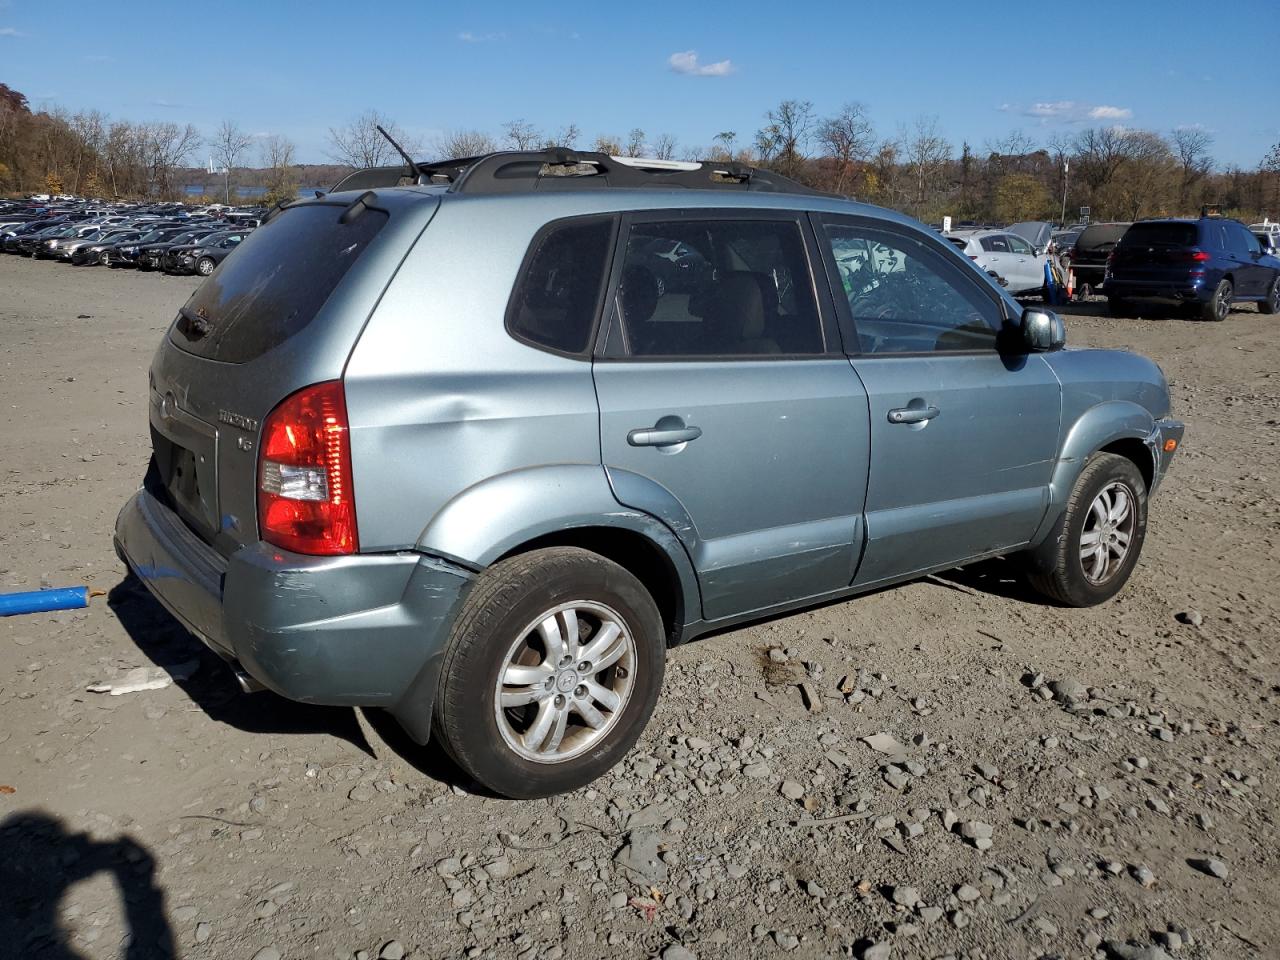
[115,150,1184,798]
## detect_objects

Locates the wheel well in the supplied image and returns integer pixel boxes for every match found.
[497,527,685,646]
[1099,437,1153,491]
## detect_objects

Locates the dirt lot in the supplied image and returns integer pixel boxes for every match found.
[1,254,1276,960]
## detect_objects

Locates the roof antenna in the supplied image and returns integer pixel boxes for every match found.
[375,124,426,184]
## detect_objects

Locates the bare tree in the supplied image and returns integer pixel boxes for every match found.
[625,128,646,157]
[211,119,252,203]
[1171,127,1214,209]
[708,131,738,161]
[542,124,581,149]
[817,102,875,194]
[259,133,297,205]
[593,134,622,155]
[502,119,542,150]
[652,133,678,161]
[904,115,951,217]
[327,110,419,168]
[435,130,497,158]
[144,121,200,198]
[756,99,814,179]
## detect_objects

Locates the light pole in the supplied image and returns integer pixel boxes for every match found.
[1060,158,1070,227]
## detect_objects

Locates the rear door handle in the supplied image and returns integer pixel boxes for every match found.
[888,405,940,425]
[628,425,702,447]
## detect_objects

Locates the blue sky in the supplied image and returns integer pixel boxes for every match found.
[2,0,1277,168]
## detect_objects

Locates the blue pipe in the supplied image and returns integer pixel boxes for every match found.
[0,586,90,616]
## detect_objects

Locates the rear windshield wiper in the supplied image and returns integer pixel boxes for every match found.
[177,305,212,339]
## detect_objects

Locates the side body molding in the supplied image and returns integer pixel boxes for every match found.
[416,463,701,625]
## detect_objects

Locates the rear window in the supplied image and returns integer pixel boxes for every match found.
[1119,222,1198,247]
[169,203,388,363]
[1077,223,1131,251]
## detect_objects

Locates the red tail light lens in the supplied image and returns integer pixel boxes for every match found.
[257,380,358,555]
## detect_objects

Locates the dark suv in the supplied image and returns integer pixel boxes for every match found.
[1106,217,1280,320]
[1070,222,1130,294]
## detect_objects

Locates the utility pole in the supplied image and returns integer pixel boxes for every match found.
[1060,158,1070,227]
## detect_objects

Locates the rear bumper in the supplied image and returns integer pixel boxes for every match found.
[1105,278,1208,303]
[113,487,473,742]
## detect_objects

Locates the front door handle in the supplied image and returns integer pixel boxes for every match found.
[888,405,940,425]
[628,424,703,447]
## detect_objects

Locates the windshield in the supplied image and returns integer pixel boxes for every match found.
[1077,224,1131,251]
[171,202,389,363]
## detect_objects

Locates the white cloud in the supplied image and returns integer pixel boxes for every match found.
[0,25,24,36]
[1001,100,1133,124]
[458,30,504,43]
[151,99,183,108]
[1089,105,1132,120]
[668,50,734,77]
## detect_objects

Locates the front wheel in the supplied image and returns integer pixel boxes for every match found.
[1201,279,1231,321]
[196,257,215,276]
[98,250,110,266]
[1023,452,1148,607]
[1260,277,1280,315]
[435,547,665,798]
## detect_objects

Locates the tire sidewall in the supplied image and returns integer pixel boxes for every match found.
[441,550,665,798]
[1054,455,1148,605]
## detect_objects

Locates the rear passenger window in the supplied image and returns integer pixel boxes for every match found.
[507,217,614,356]
[613,219,823,357]
[981,235,1011,253]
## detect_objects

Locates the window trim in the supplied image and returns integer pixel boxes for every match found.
[594,208,839,363]
[813,212,1012,359]
[503,213,620,361]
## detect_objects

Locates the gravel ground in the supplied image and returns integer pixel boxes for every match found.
[1,254,1277,960]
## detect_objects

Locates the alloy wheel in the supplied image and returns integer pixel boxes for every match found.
[494,601,636,764]
[1079,481,1136,585]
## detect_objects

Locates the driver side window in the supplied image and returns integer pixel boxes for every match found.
[824,221,1003,355]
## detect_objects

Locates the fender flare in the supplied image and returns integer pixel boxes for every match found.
[1031,400,1156,542]
[416,463,700,619]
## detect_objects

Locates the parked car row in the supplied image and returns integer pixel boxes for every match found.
[0,196,264,276]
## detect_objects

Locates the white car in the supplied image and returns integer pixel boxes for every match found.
[945,229,1051,296]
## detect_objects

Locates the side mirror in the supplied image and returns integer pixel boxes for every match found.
[1033,245,1046,256]
[1021,307,1066,352]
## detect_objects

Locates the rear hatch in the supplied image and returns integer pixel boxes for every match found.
[1109,221,1201,280]
[146,191,437,559]
[1073,223,1131,267]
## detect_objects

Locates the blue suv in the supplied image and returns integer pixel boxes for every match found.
[1105,216,1280,320]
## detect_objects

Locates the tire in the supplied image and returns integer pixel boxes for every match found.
[434,546,665,798]
[1260,277,1280,315]
[1200,279,1231,321]
[1106,297,1128,318]
[98,250,110,266]
[196,257,215,276]
[1024,452,1148,607]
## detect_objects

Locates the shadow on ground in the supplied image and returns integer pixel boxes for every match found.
[105,574,472,789]
[0,811,175,959]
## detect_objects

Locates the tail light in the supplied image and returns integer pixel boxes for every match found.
[257,380,358,555]
[1178,250,1211,263]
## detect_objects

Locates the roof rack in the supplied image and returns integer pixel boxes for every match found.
[329,150,821,197]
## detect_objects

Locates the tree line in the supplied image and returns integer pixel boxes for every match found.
[4,82,1279,224]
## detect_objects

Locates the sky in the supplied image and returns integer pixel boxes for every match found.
[2,0,1277,169]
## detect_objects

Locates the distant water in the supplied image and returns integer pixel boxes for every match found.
[183,185,322,198]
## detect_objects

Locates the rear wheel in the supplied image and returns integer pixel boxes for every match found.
[435,547,665,798]
[1024,452,1148,607]
[1201,279,1231,321]
[1106,297,1129,318]
[1260,277,1280,315]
